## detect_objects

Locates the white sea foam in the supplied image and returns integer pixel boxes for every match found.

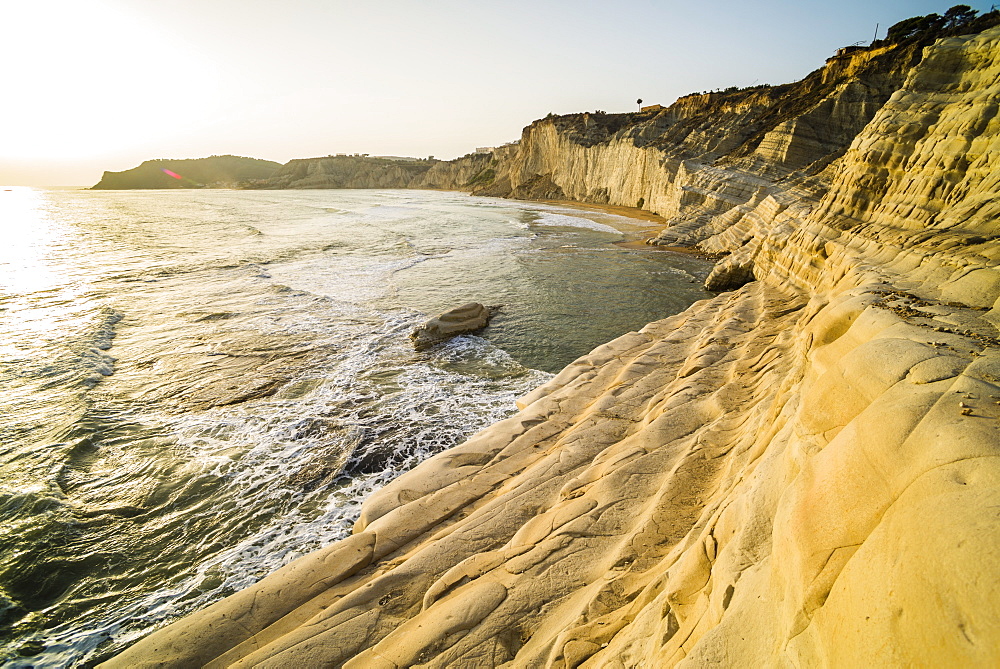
[22,309,549,668]
[530,211,621,235]
[266,255,431,304]
[358,204,422,221]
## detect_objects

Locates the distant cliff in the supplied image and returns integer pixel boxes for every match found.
[247,155,437,189]
[242,153,495,190]
[91,155,281,189]
[444,41,921,206]
[237,36,940,199]
[91,153,499,191]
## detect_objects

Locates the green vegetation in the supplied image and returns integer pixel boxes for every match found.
[91,155,281,189]
[879,4,999,45]
[465,168,496,188]
[679,83,775,100]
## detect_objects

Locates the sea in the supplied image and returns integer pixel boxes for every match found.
[0,187,712,667]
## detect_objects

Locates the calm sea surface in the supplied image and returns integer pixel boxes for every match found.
[0,188,711,666]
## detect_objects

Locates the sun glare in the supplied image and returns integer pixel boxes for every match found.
[0,1,220,161]
[0,188,76,356]
[0,188,63,295]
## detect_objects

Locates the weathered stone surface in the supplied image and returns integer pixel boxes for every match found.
[410,302,497,349]
[104,26,1000,669]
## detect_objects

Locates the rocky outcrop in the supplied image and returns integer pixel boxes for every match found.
[410,303,497,349]
[90,155,281,189]
[105,25,1000,668]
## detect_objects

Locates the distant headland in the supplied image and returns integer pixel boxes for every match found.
[90,155,282,189]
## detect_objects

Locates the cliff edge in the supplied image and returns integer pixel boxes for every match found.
[104,25,1000,668]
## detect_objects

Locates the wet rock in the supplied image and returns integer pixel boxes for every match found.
[410,303,498,349]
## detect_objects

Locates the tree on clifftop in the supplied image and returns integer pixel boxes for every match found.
[944,4,978,27]
[886,13,943,41]
[883,5,990,43]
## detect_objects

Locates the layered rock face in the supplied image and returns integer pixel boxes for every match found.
[106,28,1000,668]
[254,155,438,189]
[465,42,920,210]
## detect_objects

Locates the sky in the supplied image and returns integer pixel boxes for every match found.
[1,0,994,187]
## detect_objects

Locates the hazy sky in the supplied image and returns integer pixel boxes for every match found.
[2,0,993,186]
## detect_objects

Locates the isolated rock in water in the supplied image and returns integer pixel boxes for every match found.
[410,303,496,349]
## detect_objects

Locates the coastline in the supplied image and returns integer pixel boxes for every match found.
[534,198,730,260]
[534,198,667,242]
[102,26,1000,667]
[534,198,667,224]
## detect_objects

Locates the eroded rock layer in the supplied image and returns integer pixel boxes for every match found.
[105,27,1000,668]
